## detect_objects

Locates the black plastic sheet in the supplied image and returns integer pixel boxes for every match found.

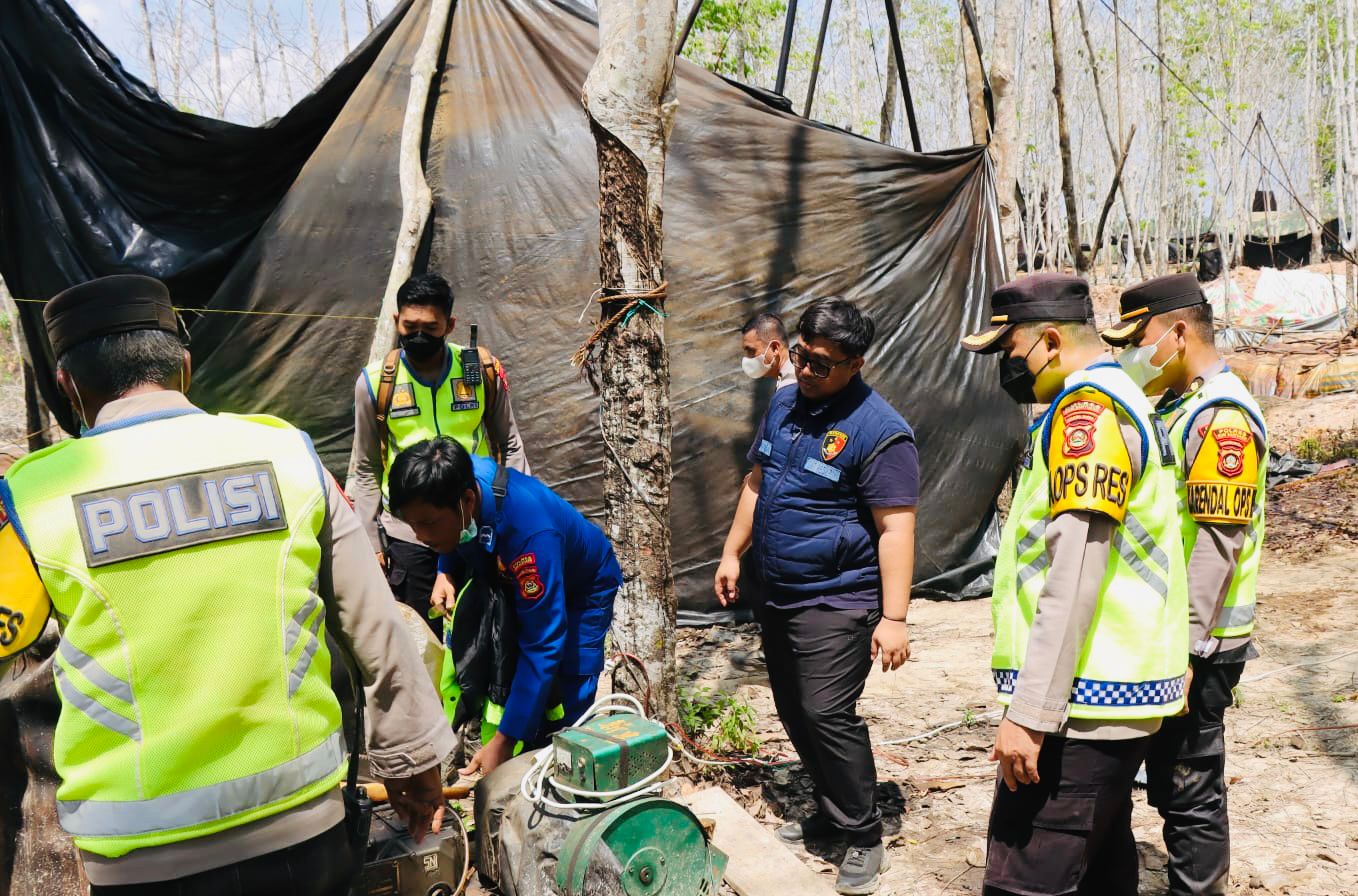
[0,0,1024,620]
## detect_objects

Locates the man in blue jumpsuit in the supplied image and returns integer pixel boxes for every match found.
[387,437,621,775]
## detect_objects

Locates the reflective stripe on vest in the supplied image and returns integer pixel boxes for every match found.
[4,411,344,856]
[992,365,1189,721]
[365,346,489,504]
[1164,371,1267,639]
[58,731,344,837]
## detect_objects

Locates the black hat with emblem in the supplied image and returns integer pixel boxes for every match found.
[961,273,1094,354]
[44,275,182,360]
[1100,273,1205,346]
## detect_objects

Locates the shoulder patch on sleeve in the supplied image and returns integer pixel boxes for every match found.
[1047,388,1133,522]
[0,524,52,658]
[510,552,544,600]
[1186,406,1259,524]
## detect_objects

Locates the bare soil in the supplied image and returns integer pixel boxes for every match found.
[675,468,1358,896]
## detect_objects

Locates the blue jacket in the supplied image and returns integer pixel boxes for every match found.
[442,457,621,742]
[750,376,914,602]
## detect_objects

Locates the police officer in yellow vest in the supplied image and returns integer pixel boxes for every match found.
[350,272,529,627]
[961,273,1189,896]
[1102,274,1266,896]
[0,275,454,895]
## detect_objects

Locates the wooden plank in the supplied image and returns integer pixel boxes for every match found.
[683,787,835,896]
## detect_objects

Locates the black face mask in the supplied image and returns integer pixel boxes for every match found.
[399,331,445,363]
[998,338,1049,405]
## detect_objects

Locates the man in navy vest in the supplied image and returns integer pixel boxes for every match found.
[716,298,919,896]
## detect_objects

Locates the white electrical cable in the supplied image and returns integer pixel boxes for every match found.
[519,694,675,814]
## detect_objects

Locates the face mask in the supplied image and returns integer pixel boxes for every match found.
[399,331,445,363]
[457,502,479,545]
[1118,328,1177,389]
[741,346,774,379]
[999,337,1052,405]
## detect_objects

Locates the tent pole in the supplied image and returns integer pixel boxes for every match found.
[884,0,922,151]
[774,0,799,96]
[676,0,704,56]
[803,0,834,117]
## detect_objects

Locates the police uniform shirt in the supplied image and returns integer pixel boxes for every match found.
[0,391,454,886]
[1165,363,1265,663]
[1005,357,1162,741]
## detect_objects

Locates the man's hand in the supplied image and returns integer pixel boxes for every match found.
[375,551,387,572]
[1177,664,1194,717]
[870,618,910,671]
[381,766,445,843]
[714,555,742,606]
[429,572,458,618]
[461,731,517,777]
[991,717,1044,792]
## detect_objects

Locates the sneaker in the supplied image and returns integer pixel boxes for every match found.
[835,843,890,895]
[775,814,836,844]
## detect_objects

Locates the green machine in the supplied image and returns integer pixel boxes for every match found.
[528,708,726,896]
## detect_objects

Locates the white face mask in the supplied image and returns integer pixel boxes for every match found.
[741,346,775,379]
[1118,328,1178,389]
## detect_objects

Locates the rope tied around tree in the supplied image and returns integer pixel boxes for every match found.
[570,280,669,370]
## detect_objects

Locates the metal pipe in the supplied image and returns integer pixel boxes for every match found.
[883,0,922,151]
[774,0,800,96]
[803,0,834,117]
[676,0,704,56]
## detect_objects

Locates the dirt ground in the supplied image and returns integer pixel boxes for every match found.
[674,463,1358,895]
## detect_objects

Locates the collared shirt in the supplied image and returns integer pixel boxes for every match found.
[440,457,620,743]
[1159,361,1263,663]
[0,391,453,885]
[775,359,797,391]
[1004,356,1162,741]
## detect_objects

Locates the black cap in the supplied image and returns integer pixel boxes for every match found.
[44,275,181,360]
[1100,273,1205,346]
[961,273,1093,354]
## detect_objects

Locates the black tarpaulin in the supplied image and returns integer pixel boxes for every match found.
[0,0,1024,620]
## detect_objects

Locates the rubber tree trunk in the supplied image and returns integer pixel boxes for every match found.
[1046,0,1085,271]
[989,0,1020,275]
[960,4,988,145]
[582,0,679,721]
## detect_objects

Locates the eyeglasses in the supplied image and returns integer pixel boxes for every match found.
[789,345,853,379]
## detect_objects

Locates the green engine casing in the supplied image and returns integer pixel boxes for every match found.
[555,798,727,896]
[552,712,670,795]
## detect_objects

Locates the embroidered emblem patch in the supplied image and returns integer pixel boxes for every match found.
[1212,427,1250,478]
[510,553,544,600]
[389,383,419,418]
[821,430,848,462]
[1058,400,1103,459]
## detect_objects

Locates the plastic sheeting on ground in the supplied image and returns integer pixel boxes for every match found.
[0,0,1022,619]
[1205,268,1350,331]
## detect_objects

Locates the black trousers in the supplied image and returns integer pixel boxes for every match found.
[758,603,882,846]
[90,822,354,896]
[386,537,440,634]
[985,734,1148,896]
[1145,658,1245,896]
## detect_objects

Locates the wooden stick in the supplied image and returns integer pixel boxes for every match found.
[357,782,474,804]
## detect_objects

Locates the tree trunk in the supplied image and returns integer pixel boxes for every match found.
[305,0,325,80]
[171,0,186,107]
[581,0,679,722]
[1075,0,1143,278]
[138,0,159,91]
[366,0,376,31]
[339,0,352,53]
[362,0,455,365]
[208,0,224,116]
[989,0,1020,275]
[1046,0,1084,271]
[248,0,268,121]
[1156,0,1168,274]
[1093,126,1137,268]
[879,0,904,143]
[268,0,295,106]
[1306,21,1322,264]
[960,3,988,145]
